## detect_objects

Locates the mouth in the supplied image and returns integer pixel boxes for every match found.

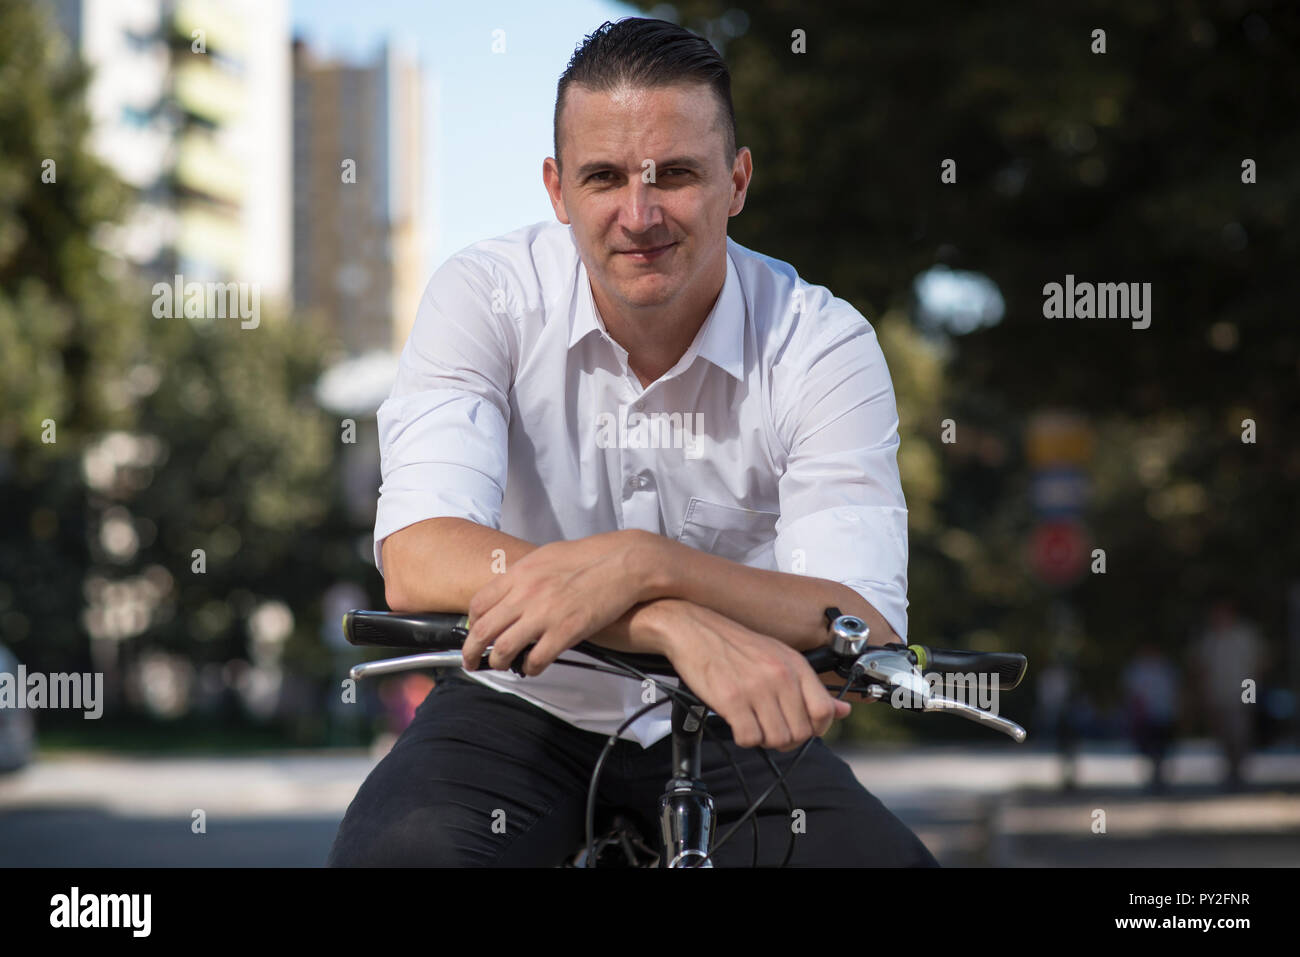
[617,241,676,262]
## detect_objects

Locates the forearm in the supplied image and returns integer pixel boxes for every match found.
[382,520,676,657]
[382,517,538,612]
[382,520,891,665]
[582,597,686,657]
[637,537,900,652]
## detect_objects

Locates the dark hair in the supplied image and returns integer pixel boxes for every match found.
[553,17,737,174]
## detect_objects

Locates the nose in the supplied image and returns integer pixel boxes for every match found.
[618,175,664,234]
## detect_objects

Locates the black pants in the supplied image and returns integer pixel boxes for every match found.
[327,671,938,867]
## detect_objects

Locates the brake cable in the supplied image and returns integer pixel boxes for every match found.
[758,747,798,868]
[712,678,855,858]
[563,649,764,867]
[702,721,761,867]
[550,621,852,868]
[583,696,669,866]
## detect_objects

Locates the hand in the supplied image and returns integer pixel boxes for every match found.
[462,530,659,676]
[650,600,852,751]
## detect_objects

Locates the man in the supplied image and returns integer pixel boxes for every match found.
[328,17,936,867]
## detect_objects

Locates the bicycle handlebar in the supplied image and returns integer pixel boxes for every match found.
[344,609,680,676]
[342,610,1026,689]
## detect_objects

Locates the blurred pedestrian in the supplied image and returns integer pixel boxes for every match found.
[1121,644,1179,791]
[1035,663,1080,790]
[1191,598,1267,790]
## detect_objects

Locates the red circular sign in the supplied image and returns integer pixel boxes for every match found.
[1030,521,1088,586]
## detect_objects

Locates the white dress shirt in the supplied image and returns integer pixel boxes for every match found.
[374,219,909,747]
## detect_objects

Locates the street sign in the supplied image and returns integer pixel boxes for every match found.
[1031,467,1090,518]
[1030,520,1089,587]
[1026,412,1093,469]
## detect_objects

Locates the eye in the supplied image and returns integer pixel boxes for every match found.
[588,171,614,183]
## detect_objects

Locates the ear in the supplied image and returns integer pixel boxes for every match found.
[543,157,571,224]
[727,147,753,218]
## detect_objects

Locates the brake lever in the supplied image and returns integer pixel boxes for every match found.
[847,649,1028,743]
[921,694,1028,742]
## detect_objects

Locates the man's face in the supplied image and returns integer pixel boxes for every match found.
[543,82,750,310]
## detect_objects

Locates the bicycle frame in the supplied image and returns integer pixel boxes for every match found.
[659,689,714,866]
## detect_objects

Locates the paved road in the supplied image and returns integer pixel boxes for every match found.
[0,751,366,866]
[1,741,1296,866]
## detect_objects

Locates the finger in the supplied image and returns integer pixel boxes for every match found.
[772,667,815,751]
[728,703,764,750]
[798,667,837,738]
[521,627,579,676]
[752,686,796,752]
[487,616,544,671]
[461,624,487,670]
[799,667,849,738]
[463,603,520,670]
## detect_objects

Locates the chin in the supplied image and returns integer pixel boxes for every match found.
[618,276,679,307]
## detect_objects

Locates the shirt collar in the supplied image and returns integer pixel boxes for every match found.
[569,244,745,382]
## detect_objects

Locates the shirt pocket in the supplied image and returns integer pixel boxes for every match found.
[675,497,780,566]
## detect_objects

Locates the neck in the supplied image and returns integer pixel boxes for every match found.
[591,248,726,388]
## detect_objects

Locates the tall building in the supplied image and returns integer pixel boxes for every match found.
[49,0,291,305]
[292,39,426,355]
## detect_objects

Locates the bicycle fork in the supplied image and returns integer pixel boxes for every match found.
[658,689,715,867]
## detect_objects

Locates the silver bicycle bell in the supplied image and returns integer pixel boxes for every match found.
[829,614,869,656]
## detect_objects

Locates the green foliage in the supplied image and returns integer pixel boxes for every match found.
[108,308,362,660]
[633,1,1299,736]
[0,3,137,449]
[0,3,374,715]
[0,0,138,663]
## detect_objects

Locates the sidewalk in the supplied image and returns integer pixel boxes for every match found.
[986,785,1300,866]
[838,740,1300,867]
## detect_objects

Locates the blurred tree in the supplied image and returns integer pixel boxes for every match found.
[632,0,1299,736]
[0,3,374,734]
[0,0,138,667]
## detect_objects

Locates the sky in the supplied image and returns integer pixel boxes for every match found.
[291,0,659,274]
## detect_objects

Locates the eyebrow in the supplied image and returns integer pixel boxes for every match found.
[572,156,706,181]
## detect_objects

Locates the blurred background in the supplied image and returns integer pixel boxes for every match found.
[1,0,1298,866]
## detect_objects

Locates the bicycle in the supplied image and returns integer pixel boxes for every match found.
[342,606,1028,867]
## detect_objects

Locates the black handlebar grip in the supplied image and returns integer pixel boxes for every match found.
[804,647,841,676]
[343,610,469,650]
[909,646,1027,691]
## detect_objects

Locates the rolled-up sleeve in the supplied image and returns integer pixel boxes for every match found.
[373,254,515,575]
[772,310,909,641]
